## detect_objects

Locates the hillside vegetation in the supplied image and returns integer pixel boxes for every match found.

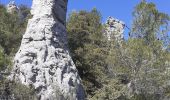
[0,1,170,100]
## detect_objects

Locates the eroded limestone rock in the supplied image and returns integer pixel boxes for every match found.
[104,17,125,42]
[6,1,19,13]
[10,0,85,99]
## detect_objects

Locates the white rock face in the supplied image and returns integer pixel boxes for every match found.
[104,17,125,42]
[10,0,85,100]
[6,1,19,13]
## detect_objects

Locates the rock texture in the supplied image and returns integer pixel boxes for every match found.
[10,0,85,100]
[104,17,125,42]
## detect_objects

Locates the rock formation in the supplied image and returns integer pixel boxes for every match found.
[6,1,19,13]
[9,0,85,100]
[104,17,125,42]
[6,1,25,20]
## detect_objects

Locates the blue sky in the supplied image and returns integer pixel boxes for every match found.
[0,0,170,38]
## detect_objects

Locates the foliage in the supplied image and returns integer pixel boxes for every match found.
[90,78,129,100]
[0,1,170,100]
[130,1,170,45]
[0,79,36,100]
[19,4,31,20]
[0,4,29,56]
[67,8,108,96]
[104,1,170,100]
[0,47,10,71]
[67,2,170,99]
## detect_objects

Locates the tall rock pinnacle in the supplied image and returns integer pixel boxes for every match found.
[10,0,85,99]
